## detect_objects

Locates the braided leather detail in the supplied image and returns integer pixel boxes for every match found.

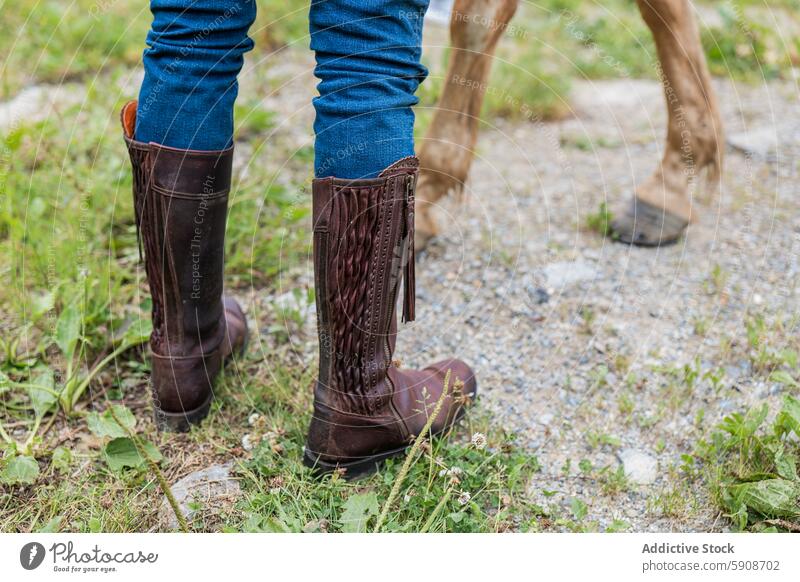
[326,182,385,415]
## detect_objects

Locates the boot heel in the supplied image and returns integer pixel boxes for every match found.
[153,393,213,432]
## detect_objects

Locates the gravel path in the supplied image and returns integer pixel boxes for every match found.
[396,74,800,531]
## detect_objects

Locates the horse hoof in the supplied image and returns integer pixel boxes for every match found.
[609,197,689,248]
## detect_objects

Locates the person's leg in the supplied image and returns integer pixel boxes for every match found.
[121,0,256,431]
[136,0,257,150]
[309,0,430,178]
[304,0,477,477]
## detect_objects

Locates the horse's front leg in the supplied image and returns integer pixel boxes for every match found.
[416,0,519,249]
[611,0,723,246]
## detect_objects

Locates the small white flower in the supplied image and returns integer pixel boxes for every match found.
[439,467,464,479]
[248,413,261,426]
[241,433,254,451]
[471,432,487,449]
[457,491,471,505]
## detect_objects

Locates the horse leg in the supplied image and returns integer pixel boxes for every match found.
[416,0,519,249]
[611,0,723,246]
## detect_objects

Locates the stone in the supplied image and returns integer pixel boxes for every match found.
[727,128,779,159]
[617,449,658,485]
[527,285,550,305]
[541,260,598,289]
[538,413,555,426]
[271,290,316,326]
[427,0,454,24]
[0,84,85,130]
[571,79,662,120]
[158,462,240,530]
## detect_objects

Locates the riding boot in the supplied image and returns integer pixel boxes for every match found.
[121,101,248,431]
[304,157,477,477]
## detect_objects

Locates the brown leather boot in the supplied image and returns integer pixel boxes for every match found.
[304,157,477,478]
[121,101,248,432]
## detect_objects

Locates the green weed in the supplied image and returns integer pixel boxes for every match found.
[695,396,800,531]
[586,202,613,237]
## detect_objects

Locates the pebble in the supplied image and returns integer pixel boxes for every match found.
[617,449,658,485]
[0,83,86,129]
[158,463,241,530]
[527,285,551,305]
[541,260,599,288]
[727,128,779,159]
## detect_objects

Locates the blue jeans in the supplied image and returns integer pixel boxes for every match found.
[136,0,430,179]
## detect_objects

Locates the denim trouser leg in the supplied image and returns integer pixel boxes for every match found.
[136,0,430,171]
[136,0,257,150]
[310,0,430,178]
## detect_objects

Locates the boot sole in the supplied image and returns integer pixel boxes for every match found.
[303,444,410,481]
[303,408,470,481]
[153,332,249,433]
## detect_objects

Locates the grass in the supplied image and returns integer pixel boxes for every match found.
[1,350,543,532]
[237,391,542,533]
[585,202,613,237]
[701,1,799,81]
[638,312,800,530]
[694,396,800,531]
[429,0,799,123]
[0,58,309,530]
[0,0,150,99]
[0,1,314,99]
[1,0,794,107]
[481,37,572,122]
